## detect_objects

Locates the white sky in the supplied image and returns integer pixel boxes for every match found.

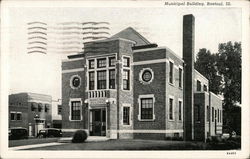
[6,6,241,102]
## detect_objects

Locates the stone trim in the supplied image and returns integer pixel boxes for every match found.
[133,58,167,66]
[62,68,84,74]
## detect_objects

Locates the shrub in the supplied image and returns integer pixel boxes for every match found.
[72,130,88,143]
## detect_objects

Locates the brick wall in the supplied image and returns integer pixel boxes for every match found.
[61,58,86,129]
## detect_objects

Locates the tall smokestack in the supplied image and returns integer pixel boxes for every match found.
[183,14,195,141]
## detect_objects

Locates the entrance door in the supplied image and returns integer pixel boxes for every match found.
[91,109,106,136]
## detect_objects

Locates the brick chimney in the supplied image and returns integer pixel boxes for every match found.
[183,14,195,141]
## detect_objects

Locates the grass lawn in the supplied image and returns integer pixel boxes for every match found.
[9,138,59,147]
[24,139,207,150]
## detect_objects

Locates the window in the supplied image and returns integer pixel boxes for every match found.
[218,110,220,123]
[58,105,62,115]
[10,112,15,120]
[207,106,209,122]
[212,107,214,122]
[45,104,49,113]
[215,109,217,122]
[142,70,152,82]
[123,70,130,90]
[89,72,95,90]
[97,58,106,68]
[89,59,95,69]
[123,57,130,67]
[169,61,173,84]
[16,113,22,121]
[123,107,130,125]
[179,68,182,88]
[169,98,174,120]
[197,80,201,91]
[31,103,37,111]
[109,69,115,89]
[195,104,200,122]
[38,103,43,112]
[97,70,106,89]
[141,98,153,120]
[220,110,222,123]
[109,57,116,67]
[71,101,81,120]
[178,101,182,120]
[204,84,208,92]
[71,76,81,88]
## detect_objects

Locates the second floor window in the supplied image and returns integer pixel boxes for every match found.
[179,68,182,88]
[109,57,116,67]
[123,70,130,90]
[89,72,95,90]
[197,80,201,91]
[169,61,173,84]
[89,59,95,69]
[123,57,130,67]
[97,70,106,89]
[204,84,208,92]
[109,69,115,89]
[97,58,106,68]
[10,113,15,120]
[16,113,22,120]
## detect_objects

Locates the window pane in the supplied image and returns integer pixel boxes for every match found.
[123,70,130,90]
[109,69,115,89]
[71,101,81,120]
[169,98,173,120]
[179,101,182,120]
[109,57,116,67]
[123,57,130,67]
[197,80,201,91]
[204,85,207,92]
[141,98,153,120]
[11,113,15,120]
[179,68,182,87]
[89,60,95,69]
[123,107,130,125]
[89,72,95,90]
[97,70,106,89]
[16,113,22,120]
[212,107,214,122]
[97,58,106,68]
[207,106,209,122]
[169,62,173,84]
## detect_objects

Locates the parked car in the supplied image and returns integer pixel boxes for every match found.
[37,128,62,138]
[9,127,28,140]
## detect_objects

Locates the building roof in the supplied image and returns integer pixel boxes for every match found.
[111,27,151,46]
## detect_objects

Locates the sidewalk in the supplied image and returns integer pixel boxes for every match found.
[9,142,66,150]
[9,136,110,150]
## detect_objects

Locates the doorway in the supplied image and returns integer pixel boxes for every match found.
[90,108,106,136]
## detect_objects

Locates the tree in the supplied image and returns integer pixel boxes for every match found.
[195,48,222,94]
[217,41,241,105]
[195,41,242,135]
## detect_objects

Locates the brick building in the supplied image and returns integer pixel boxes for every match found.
[9,93,52,137]
[61,14,223,141]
